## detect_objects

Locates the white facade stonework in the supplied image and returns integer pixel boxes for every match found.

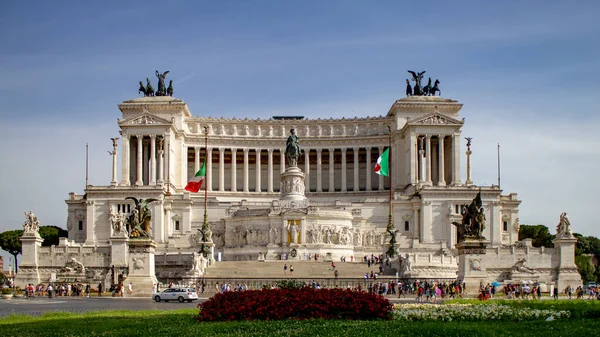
[15,94,581,289]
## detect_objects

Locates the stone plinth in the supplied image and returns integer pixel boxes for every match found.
[126,239,158,297]
[280,167,306,201]
[553,236,582,290]
[110,236,129,268]
[14,233,43,287]
[456,239,489,293]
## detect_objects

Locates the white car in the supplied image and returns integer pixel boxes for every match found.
[153,288,199,303]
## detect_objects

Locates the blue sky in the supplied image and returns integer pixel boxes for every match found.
[1,1,599,267]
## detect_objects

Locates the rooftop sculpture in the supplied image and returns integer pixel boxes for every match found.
[406,70,441,96]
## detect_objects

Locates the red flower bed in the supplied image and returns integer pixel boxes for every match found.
[197,288,392,321]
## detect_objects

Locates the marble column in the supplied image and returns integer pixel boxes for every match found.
[164,136,171,188]
[366,147,372,191]
[425,135,432,185]
[304,150,310,192]
[194,147,200,173]
[255,149,261,192]
[438,135,446,186]
[466,146,473,186]
[341,148,347,192]
[378,146,385,191]
[150,136,156,185]
[182,145,188,188]
[267,149,274,192]
[207,147,213,191]
[231,148,237,192]
[120,135,130,186]
[452,134,461,185]
[142,139,149,184]
[111,143,118,186]
[329,149,335,192]
[157,138,164,184]
[353,147,359,192]
[410,133,417,185]
[243,148,249,192]
[136,135,143,186]
[418,137,425,183]
[219,148,225,192]
[280,150,285,173]
[316,149,322,192]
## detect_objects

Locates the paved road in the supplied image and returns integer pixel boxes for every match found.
[0,297,205,317]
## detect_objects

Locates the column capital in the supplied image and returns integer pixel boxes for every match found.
[255,148,261,153]
[149,134,156,140]
[353,147,359,152]
[425,134,432,140]
[341,148,347,153]
[316,148,322,154]
[243,148,249,154]
[438,134,445,139]
[231,147,237,152]
[267,148,274,154]
[219,147,226,153]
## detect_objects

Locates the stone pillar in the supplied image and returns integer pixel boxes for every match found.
[304,150,310,192]
[353,147,359,192]
[142,139,149,184]
[255,149,261,192]
[280,150,285,174]
[120,135,130,186]
[127,239,159,297]
[452,133,461,185]
[412,206,420,244]
[194,147,200,173]
[231,148,237,192]
[410,134,417,185]
[15,233,43,286]
[219,148,225,192]
[438,135,446,186]
[136,135,143,186]
[150,136,157,185]
[465,145,473,186]
[329,149,335,192]
[164,136,171,188]
[157,138,164,184]
[341,148,347,192]
[490,201,501,246]
[109,236,129,269]
[181,145,188,188]
[267,149,274,192]
[378,146,385,191]
[425,135,432,185]
[419,137,426,184]
[207,148,213,191]
[111,143,118,186]
[366,147,372,191]
[316,149,322,192]
[456,239,489,292]
[553,235,582,290]
[243,148,249,192]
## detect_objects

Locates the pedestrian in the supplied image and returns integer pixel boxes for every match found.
[283,263,288,275]
[98,283,103,297]
[85,284,90,298]
[290,265,294,276]
[334,269,339,279]
[128,282,133,295]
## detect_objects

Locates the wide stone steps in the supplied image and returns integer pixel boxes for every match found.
[205,261,388,278]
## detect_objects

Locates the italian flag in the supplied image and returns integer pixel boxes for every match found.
[185,158,206,193]
[373,148,389,176]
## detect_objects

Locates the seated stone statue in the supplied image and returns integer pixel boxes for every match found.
[512,258,535,274]
[61,257,85,274]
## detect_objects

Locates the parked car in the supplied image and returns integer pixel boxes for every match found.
[152,288,198,303]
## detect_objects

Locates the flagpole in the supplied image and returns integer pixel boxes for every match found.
[85,143,89,188]
[497,142,501,188]
[203,126,209,230]
[387,126,393,232]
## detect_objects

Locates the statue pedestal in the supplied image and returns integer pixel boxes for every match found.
[280,167,306,201]
[110,236,129,268]
[553,236,582,290]
[15,233,43,287]
[126,239,158,297]
[456,239,489,294]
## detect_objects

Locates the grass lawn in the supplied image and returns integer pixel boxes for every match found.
[1,308,600,337]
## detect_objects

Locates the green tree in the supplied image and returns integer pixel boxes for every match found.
[575,255,595,283]
[0,230,23,272]
[38,226,68,247]
[518,224,555,248]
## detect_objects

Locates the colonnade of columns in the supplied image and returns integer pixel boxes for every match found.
[413,133,461,186]
[120,134,165,186]
[184,147,389,193]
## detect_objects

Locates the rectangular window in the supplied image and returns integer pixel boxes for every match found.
[404,221,410,231]
[503,221,508,231]
[78,221,83,231]
[175,221,180,231]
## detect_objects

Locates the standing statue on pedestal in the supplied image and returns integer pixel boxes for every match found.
[556,212,573,237]
[155,70,170,96]
[285,128,302,167]
[23,210,40,234]
[125,197,159,238]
